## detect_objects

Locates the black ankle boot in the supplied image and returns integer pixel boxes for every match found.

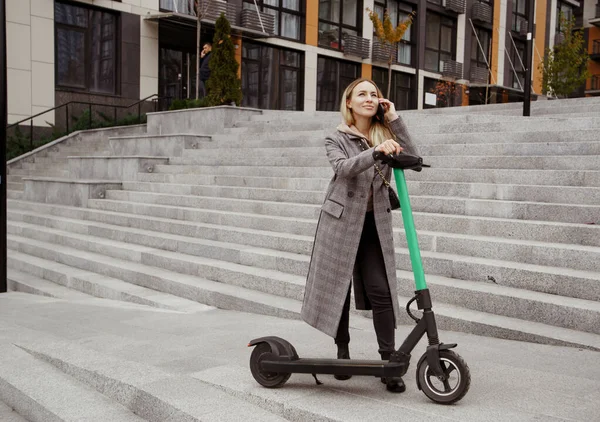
[334,344,352,381]
[380,351,406,393]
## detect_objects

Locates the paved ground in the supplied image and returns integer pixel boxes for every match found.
[0,292,598,421]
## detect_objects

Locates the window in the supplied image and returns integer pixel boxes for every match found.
[511,0,528,32]
[510,40,526,89]
[243,0,305,41]
[372,68,414,110]
[159,0,195,14]
[373,1,415,66]
[424,12,456,72]
[55,2,117,94]
[316,56,360,110]
[242,42,304,110]
[471,27,491,69]
[556,0,574,34]
[318,0,363,52]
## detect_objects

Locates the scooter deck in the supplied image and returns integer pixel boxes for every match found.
[261,358,408,378]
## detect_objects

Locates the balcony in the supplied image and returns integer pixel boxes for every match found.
[343,34,371,59]
[471,2,493,24]
[443,0,466,14]
[590,4,600,26]
[470,66,488,83]
[150,0,274,37]
[514,16,529,36]
[371,39,397,63]
[591,40,600,61]
[442,60,463,79]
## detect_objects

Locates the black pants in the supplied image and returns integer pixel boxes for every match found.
[335,212,395,355]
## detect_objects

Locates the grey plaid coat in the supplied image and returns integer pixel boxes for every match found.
[301,116,418,338]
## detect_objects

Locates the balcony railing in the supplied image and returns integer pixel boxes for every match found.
[470,66,488,83]
[471,2,493,24]
[371,39,397,63]
[344,34,371,59]
[442,60,463,79]
[443,0,466,14]
[159,0,275,34]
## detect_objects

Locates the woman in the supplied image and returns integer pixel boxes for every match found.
[301,78,419,393]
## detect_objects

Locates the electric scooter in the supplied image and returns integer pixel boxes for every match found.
[248,154,471,404]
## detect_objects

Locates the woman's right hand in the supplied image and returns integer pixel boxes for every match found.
[376,139,402,155]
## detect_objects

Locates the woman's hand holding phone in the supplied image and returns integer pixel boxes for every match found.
[378,98,399,122]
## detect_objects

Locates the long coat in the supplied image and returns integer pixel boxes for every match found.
[301,116,419,338]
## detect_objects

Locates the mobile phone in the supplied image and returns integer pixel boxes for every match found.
[374,103,386,122]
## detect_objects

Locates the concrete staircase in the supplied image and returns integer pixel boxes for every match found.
[6,101,600,351]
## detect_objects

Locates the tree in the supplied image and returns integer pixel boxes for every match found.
[540,13,590,98]
[192,0,211,99]
[206,13,243,106]
[367,8,414,98]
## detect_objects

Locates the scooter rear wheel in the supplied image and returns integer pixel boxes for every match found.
[417,350,470,404]
[250,342,291,388]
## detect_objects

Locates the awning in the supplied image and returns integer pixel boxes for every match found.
[144,12,271,38]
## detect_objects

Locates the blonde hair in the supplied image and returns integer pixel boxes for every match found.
[340,78,395,147]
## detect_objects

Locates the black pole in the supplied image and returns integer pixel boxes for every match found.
[523,0,535,116]
[1,0,7,293]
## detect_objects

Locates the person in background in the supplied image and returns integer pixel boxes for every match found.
[199,42,212,98]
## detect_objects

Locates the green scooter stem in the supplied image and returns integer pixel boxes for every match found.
[393,169,427,291]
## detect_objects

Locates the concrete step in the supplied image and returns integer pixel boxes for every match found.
[87,134,208,156]
[7,191,23,200]
[7,268,93,300]
[7,183,23,191]
[7,249,212,313]
[7,175,23,183]
[6,340,287,422]
[149,164,598,188]
[0,400,28,422]
[10,208,600,303]
[0,343,144,422]
[411,168,600,187]
[133,174,600,205]
[8,224,600,336]
[8,168,69,177]
[170,154,600,170]
[212,126,600,145]
[9,202,600,278]
[179,141,600,157]
[7,233,302,320]
[125,179,600,216]
[83,198,600,247]
[105,188,600,225]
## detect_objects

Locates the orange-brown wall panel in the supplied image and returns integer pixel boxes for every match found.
[362,63,372,80]
[233,36,242,78]
[533,0,547,94]
[306,0,319,46]
[490,0,502,84]
[588,27,600,90]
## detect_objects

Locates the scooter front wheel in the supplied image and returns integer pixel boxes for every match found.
[249,342,291,388]
[417,350,470,404]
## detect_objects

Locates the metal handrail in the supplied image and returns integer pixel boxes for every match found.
[7,93,163,129]
[6,94,171,150]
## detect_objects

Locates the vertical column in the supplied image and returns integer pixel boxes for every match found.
[304,50,318,112]
[6,0,32,124]
[533,0,547,95]
[140,18,159,99]
[491,0,507,86]
[306,0,318,46]
[233,36,242,79]
[362,0,374,80]
[30,0,54,125]
[456,14,466,67]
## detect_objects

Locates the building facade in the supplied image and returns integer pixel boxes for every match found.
[5,0,600,127]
